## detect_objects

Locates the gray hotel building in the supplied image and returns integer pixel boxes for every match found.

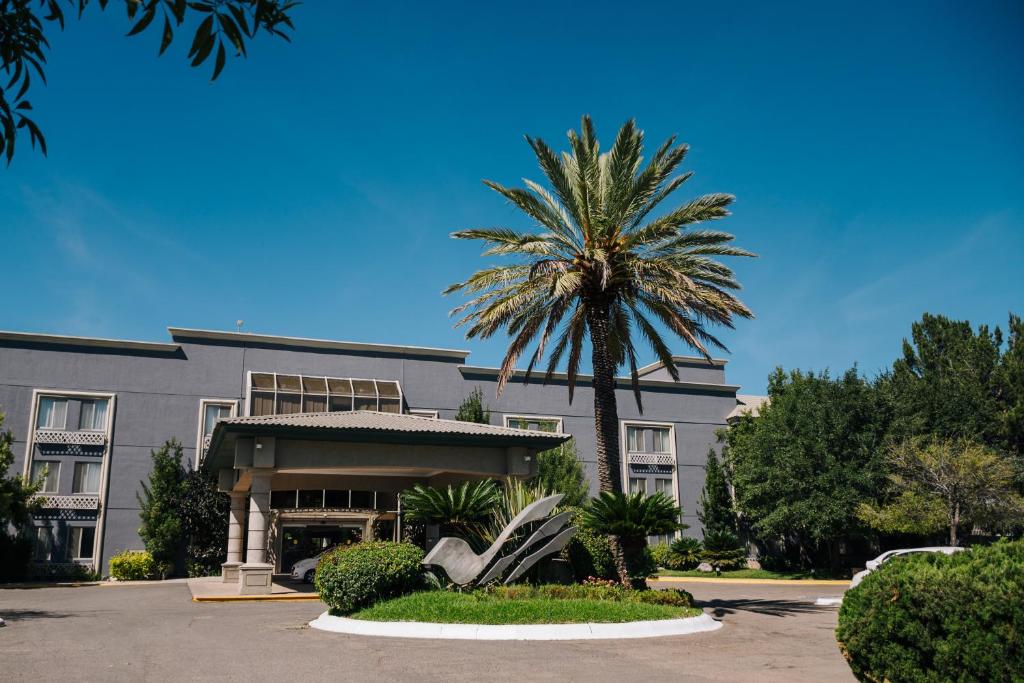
[0,326,759,592]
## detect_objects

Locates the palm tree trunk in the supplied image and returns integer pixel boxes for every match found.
[586,301,623,494]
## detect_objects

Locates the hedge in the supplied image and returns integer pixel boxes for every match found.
[314,541,424,614]
[109,550,157,581]
[836,539,1024,682]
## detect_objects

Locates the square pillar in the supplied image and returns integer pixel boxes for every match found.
[221,491,247,583]
[239,470,273,595]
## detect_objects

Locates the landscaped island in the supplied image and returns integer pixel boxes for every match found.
[349,585,701,625]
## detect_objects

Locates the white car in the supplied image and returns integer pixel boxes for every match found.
[289,546,335,583]
[849,546,966,588]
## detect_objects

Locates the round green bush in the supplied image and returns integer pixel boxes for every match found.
[836,540,1024,682]
[314,541,424,614]
[563,507,617,581]
[649,543,671,569]
[109,550,157,581]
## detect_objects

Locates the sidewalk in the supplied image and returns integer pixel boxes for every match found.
[187,576,322,602]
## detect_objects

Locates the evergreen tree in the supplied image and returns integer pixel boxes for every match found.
[697,447,736,535]
[0,412,42,581]
[137,439,185,578]
[532,438,588,507]
[180,466,229,577]
[455,387,491,424]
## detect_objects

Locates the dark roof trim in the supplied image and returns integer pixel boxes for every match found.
[0,330,181,353]
[168,327,470,360]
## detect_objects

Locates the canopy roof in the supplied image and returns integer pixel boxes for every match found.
[204,410,570,471]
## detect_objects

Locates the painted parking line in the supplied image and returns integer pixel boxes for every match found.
[651,576,850,587]
[192,593,322,603]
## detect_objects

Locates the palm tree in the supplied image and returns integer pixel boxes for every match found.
[401,480,500,545]
[583,490,681,588]
[446,116,754,493]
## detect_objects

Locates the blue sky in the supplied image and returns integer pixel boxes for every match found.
[2,1,1022,394]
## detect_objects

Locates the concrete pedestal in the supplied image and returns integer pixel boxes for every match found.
[238,563,274,595]
[221,561,242,583]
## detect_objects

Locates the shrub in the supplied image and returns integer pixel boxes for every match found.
[836,540,1024,682]
[668,537,703,570]
[0,534,33,582]
[701,530,746,574]
[315,541,424,614]
[109,550,157,581]
[563,507,617,581]
[649,543,672,569]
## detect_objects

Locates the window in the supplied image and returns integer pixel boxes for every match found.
[34,526,54,561]
[31,460,60,493]
[247,373,404,416]
[654,478,675,499]
[203,403,233,438]
[407,409,439,419]
[302,377,327,412]
[78,399,109,431]
[69,526,95,560]
[629,477,647,495]
[627,426,643,452]
[73,462,102,494]
[626,425,671,454]
[505,416,562,433]
[37,397,68,429]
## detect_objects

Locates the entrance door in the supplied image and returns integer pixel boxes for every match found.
[280,524,364,573]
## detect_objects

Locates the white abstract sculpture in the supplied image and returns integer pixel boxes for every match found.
[422,493,576,586]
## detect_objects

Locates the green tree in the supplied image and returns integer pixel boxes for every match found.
[993,314,1024,465]
[881,313,1005,449]
[531,438,588,507]
[726,367,889,568]
[583,490,681,588]
[1,0,297,163]
[697,447,736,535]
[0,412,42,581]
[454,387,491,424]
[857,438,1024,545]
[137,439,185,577]
[446,116,754,496]
[179,466,228,577]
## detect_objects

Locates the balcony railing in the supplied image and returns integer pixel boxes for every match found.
[31,494,100,510]
[34,429,106,446]
[626,451,675,467]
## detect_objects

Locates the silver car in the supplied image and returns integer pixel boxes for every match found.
[849,546,966,588]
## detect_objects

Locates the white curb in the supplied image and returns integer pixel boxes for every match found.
[309,611,722,640]
[814,597,843,606]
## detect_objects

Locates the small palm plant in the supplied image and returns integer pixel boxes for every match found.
[700,530,746,576]
[669,536,703,570]
[583,491,681,588]
[483,477,551,544]
[401,480,500,545]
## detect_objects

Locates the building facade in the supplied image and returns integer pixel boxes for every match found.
[0,326,744,582]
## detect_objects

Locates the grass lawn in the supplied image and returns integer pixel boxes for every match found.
[348,590,702,624]
[656,568,848,580]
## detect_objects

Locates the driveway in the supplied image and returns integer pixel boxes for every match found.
[0,581,852,682]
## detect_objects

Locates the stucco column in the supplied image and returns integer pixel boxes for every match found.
[239,471,274,594]
[245,472,272,564]
[221,491,246,583]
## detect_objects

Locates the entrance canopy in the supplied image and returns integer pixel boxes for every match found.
[206,411,571,593]
[204,410,569,481]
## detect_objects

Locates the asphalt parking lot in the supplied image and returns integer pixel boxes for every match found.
[1,580,852,682]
